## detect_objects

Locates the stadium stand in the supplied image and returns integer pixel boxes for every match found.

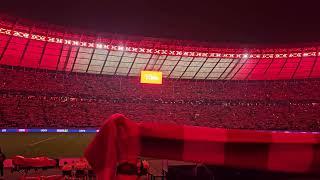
[0,15,320,131]
[1,68,320,131]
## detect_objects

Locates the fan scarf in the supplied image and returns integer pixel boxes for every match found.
[85,114,320,180]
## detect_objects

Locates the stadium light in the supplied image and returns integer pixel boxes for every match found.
[118,46,124,51]
[0,25,319,59]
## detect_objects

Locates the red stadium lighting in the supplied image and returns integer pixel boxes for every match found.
[140,71,163,85]
[1,26,319,59]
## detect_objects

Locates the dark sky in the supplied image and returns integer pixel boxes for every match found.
[1,0,320,44]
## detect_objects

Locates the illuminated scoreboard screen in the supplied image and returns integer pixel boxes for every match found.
[140,71,163,84]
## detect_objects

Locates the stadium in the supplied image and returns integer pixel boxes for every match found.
[1,10,320,179]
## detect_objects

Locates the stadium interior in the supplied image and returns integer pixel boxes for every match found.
[1,14,320,179]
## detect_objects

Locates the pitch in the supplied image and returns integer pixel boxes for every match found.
[0,133,95,158]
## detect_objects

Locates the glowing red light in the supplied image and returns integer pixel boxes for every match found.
[0,25,319,60]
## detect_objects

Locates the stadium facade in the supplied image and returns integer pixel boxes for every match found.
[1,15,320,80]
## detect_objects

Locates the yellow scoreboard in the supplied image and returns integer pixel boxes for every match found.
[140,71,163,84]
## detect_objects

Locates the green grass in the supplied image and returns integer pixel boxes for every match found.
[0,133,95,158]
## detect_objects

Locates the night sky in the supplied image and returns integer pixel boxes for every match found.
[1,0,320,44]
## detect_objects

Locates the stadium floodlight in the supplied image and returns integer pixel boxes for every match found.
[243,54,249,58]
[118,46,125,51]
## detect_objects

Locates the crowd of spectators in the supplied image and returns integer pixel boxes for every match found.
[1,67,320,101]
[1,67,320,131]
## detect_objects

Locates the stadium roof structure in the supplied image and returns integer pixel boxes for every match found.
[1,15,320,80]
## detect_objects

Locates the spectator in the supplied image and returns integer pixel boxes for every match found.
[61,162,72,177]
[0,147,6,178]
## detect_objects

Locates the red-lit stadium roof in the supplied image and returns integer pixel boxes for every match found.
[1,15,320,80]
